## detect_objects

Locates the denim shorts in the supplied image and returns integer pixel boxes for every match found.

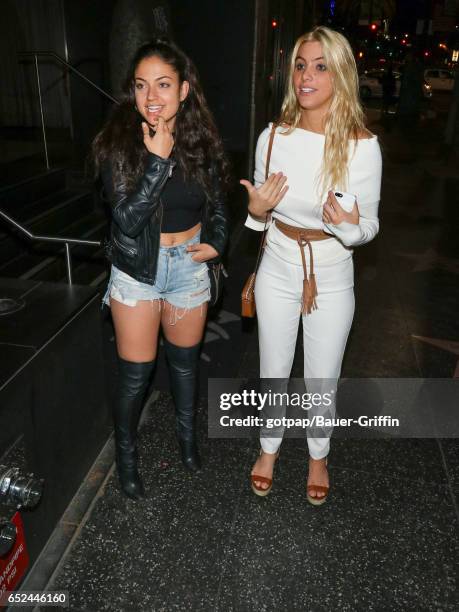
[102,231,211,318]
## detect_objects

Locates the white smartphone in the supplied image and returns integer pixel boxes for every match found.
[333,191,356,213]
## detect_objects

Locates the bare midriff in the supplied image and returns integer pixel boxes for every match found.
[160,221,201,247]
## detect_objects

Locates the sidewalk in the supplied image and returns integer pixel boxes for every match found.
[34,111,458,612]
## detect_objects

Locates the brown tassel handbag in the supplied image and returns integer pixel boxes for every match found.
[241,124,277,318]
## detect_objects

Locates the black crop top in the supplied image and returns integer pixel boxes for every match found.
[160,163,206,233]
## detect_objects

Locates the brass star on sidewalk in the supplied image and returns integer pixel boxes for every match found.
[412,335,459,378]
[397,248,459,274]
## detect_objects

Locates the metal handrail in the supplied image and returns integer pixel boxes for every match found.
[18,51,119,170]
[25,57,106,99]
[0,208,101,286]
[18,52,118,104]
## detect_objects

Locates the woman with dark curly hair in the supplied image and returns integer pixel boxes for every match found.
[93,38,229,500]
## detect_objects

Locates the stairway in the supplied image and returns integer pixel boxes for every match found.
[0,167,110,288]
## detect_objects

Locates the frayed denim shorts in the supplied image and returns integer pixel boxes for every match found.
[102,231,211,322]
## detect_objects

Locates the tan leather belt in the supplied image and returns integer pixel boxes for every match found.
[274,219,333,315]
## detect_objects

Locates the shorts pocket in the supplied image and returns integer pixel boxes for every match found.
[193,264,209,288]
[187,251,202,266]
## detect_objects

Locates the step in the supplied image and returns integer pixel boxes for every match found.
[71,258,109,288]
[25,224,107,286]
[26,245,107,286]
[0,168,67,212]
[0,188,90,236]
[0,210,107,282]
[0,192,97,265]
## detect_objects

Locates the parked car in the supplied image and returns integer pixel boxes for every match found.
[359,69,432,99]
[424,68,455,91]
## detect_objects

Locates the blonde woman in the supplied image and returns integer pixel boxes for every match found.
[241,26,382,504]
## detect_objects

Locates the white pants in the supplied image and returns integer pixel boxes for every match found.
[255,245,355,459]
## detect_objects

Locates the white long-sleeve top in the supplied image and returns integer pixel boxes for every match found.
[245,124,382,266]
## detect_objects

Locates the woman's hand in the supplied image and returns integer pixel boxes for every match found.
[186,242,219,263]
[141,117,174,159]
[240,172,288,220]
[322,191,360,226]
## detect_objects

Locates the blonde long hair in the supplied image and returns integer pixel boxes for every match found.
[279,26,366,197]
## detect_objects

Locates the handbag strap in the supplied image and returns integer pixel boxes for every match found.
[264,123,277,182]
[253,122,278,274]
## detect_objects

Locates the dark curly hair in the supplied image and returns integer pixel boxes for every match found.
[92,38,231,197]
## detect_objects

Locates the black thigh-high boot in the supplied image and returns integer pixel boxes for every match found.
[114,358,156,499]
[163,339,201,472]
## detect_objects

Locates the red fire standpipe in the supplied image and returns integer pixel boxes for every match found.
[0,466,43,557]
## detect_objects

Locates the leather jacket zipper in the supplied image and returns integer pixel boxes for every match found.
[151,162,172,279]
[158,162,172,236]
[113,235,136,257]
[151,197,164,279]
[159,198,163,233]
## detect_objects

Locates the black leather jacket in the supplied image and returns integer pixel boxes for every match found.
[101,153,228,285]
